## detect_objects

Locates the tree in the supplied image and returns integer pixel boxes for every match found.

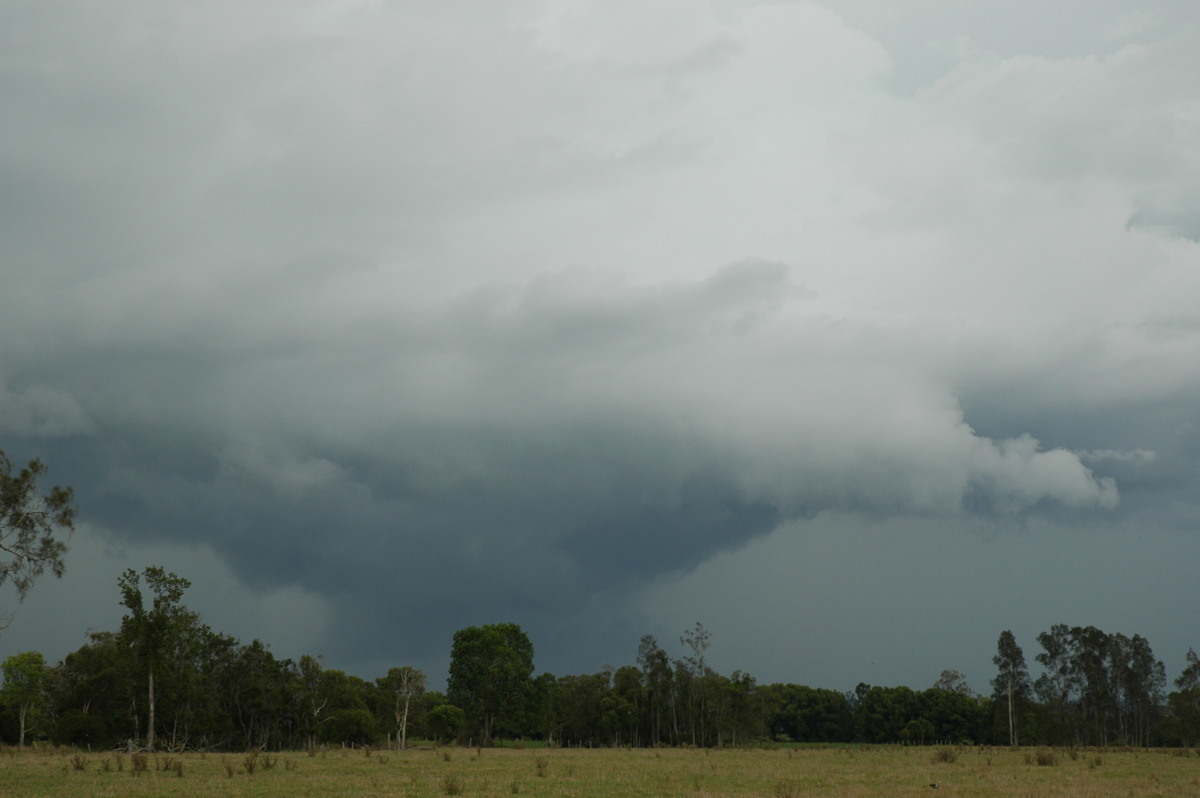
[933,669,976,697]
[638,635,673,745]
[447,623,534,745]
[48,630,136,748]
[378,666,425,749]
[991,631,1030,747]
[0,451,76,627]
[118,566,195,750]
[1,651,48,748]
[679,622,713,745]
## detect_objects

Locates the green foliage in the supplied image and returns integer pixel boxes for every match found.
[376,665,426,748]
[1,650,48,747]
[428,702,466,744]
[0,450,76,620]
[448,623,535,745]
[1034,625,1166,746]
[118,566,198,750]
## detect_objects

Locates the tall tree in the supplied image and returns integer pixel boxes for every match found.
[117,566,195,750]
[637,635,673,745]
[447,623,534,745]
[679,622,712,745]
[0,450,76,628]
[991,630,1030,747]
[378,666,425,749]
[1169,649,1200,744]
[1,651,48,748]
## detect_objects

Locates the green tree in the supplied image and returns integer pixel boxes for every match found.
[0,451,76,627]
[427,701,465,743]
[991,630,1031,747]
[1166,649,1200,745]
[377,666,425,749]
[447,623,534,745]
[48,630,135,748]
[1,651,48,748]
[637,635,673,745]
[117,566,195,750]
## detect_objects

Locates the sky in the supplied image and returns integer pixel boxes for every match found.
[2,0,1199,695]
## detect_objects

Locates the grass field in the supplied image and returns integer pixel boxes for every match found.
[1,744,1198,797]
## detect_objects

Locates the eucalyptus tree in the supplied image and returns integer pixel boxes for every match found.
[117,566,196,750]
[377,666,425,749]
[991,630,1031,746]
[49,630,135,748]
[0,450,76,628]
[1168,649,1200,744]
[637,635,673,745]
[1,651,48,748]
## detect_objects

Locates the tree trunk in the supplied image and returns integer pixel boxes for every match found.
[400,693,410,750]
[147,667,156,751]
[18,703,27,750]
[1007,678,1016,747]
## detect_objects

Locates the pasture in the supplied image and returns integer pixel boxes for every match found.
[1,743,1197,797]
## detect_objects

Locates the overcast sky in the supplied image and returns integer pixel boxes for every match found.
[2,0,1199,694]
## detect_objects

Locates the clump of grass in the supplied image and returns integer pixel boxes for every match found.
[173,759,184,777]
[376,754,388,764]
[442,774,466,795]
[157,755,174,772]
[222,758,237,778]
[773,780,800,797]
[932,748,958,764]
[1034,749,1058,766]
[243,749,260,775]
[261,752,278,770]
[442,750,453,762]
[535,755,549,777]
[509,778,520,794]
[130,753,148,775]
[101,757,112,772]
[68,754,88,771]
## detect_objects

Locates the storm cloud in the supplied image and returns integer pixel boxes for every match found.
[2,0,1198,689]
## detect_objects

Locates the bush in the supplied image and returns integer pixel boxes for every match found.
[932,748,958,764]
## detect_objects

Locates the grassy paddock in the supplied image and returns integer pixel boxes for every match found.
[1,744,1198,797]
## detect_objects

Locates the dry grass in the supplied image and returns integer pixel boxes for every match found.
[1,743,1197,796]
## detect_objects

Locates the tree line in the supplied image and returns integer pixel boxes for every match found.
[2,450,1200,751]
[3,568,1200,751]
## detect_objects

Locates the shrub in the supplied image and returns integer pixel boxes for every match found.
[442,774,466,795]
[773,781,800,797]
[932,748,958,764]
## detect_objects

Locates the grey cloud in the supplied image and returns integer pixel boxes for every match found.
[3,0,1199,686]
[0,378,95,437]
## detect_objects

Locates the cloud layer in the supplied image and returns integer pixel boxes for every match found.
[2,0,1198,687]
